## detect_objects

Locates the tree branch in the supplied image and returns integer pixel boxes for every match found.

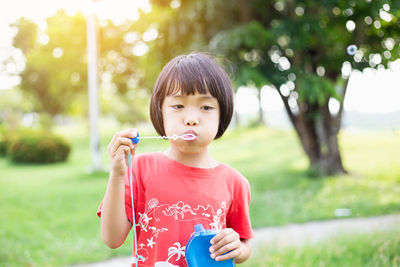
[276,87,298,130]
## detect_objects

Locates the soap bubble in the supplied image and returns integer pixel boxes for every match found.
[347,44,357,56]
[181,134,197,140]
[169,134,197,140]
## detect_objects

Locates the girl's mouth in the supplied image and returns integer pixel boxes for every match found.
[181,133,197,141]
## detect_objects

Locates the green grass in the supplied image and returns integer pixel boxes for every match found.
[0,133,132,265]
[242,228,400,267]
[1,124,399,266]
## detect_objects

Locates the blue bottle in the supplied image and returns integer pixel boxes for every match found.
[185,224,236,267]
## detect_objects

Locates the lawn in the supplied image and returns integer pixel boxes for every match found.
[242,227,400,267]
[1,124,399,266]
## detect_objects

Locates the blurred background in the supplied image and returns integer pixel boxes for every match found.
[0,0,399,266]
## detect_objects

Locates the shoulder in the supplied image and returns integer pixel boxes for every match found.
[219,162,250,188]
[134,151,162,161]
[133,152,166,168]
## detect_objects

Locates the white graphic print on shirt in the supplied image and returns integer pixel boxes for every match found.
[135,198,228,266]
[154,242,185,267]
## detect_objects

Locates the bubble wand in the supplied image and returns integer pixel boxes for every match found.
[130,133,197,143]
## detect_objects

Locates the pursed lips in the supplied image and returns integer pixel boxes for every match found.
[182,130,198,140]
[184,130,198,136]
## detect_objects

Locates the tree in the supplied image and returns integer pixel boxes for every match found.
[95,11,164,124]
[0,89,33,131]
[10,11,88,128]
[149,0,400,175]
[9,10,152,127]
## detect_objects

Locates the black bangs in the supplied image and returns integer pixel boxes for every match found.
[163,53,225,99]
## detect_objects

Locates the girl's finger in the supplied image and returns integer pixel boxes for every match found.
[214,248,241,261]
[212,239,241,256]
[108,129,138,153]
[117,128,138,139]
[210,231,238,252]
[110,136,135,156]
[113,145,130,161]
[210,228,234,245]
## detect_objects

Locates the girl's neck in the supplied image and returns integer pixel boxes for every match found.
[164,147,219,168]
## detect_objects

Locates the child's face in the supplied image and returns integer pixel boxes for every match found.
[161,91,220,153]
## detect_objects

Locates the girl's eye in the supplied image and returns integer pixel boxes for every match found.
[172,104,184,109]
[201,106,214,111]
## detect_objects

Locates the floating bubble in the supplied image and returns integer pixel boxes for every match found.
[347,44,357,56]
[180,134,197,140]
[170,134,196,140]
[346,20,356,31]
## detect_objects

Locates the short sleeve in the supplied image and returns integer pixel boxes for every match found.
[97,157,140,225]
[96,202,103,218]
[226,177,254,240]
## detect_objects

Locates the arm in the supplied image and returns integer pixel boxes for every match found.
[209,228,252,264]
[100,172,132,248]
[100,129,138,248]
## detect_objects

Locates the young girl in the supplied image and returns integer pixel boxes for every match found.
[97,52,253,266]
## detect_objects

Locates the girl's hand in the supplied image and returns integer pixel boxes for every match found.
[107,128,138,178]
[209,228,242,262]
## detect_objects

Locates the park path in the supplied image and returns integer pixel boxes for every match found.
[68,214,400,267]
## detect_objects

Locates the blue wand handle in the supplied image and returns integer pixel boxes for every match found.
[130,133,140,144]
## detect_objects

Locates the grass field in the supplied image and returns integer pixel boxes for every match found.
[242,227,400,267]
[1,124,399,266]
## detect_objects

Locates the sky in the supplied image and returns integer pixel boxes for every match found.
[1,0,399,115]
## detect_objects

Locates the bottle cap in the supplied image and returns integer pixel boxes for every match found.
[194,224,205,234]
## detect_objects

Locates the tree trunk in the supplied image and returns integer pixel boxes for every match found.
[295,103,346,176]
[277,84,348,176]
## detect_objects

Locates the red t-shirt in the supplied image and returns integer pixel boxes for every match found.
[97,152,253,267]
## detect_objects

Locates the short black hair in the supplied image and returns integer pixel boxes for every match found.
[150,52,234,139]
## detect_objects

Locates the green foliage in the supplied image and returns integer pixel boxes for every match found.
[101,93,149,125]
[11,17,38,54]
[297,73,340,106]
[150,0,400,98]
[0,131,14,157]
[0,125,7,156]
[9,9,157,126]
[96,18,153,124]
[210,21,271,54]
[10,10,88,122]
[8,1,400,126]
[0,89,33,130]
[210,21,273,88]
[5,129,71,163]
[0,140,6,157]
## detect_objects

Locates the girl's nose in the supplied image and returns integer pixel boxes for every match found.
[184,115,199,126]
